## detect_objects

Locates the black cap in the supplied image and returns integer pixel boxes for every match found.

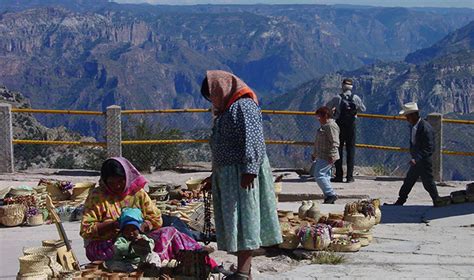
[342,78,353,85]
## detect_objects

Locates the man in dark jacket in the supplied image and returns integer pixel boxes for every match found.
[326,78,366,183]
[387,102,440,206]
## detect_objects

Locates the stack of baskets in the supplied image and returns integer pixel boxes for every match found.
[32,185,47,210]
[21,246,63,278]
[18,254,50,280]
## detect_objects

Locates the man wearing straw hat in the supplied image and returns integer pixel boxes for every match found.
[386,102,440,206]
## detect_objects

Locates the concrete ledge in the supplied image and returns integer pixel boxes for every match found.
[278,193,369,202]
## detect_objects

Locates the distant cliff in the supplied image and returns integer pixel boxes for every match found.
[0,3,472,136]
[0,86,100,169]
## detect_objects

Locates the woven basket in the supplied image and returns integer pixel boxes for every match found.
[352,230,373,242]
[359,237,370,247]
[374,208,382,225]
[150,190,169,202]
[332,233,350,240]
[18,255,50,275]
[343,214,375,231]
[71,182,95,201]
[33,185,47,194]
[299,226,331,251]
[185,178,204,191]
[279,233,300,250]
[42,240,65,248]
[0,204,25,227]
[9,188,34,197]
[42,179,70,201]
[27,214,44,226]
[302,236,329,251]
[329,240,361,252]
[23,246,57,259]
[23,245,63,275]
[15,272,48,280]
[371,198,381,209]
[332,226,352,235]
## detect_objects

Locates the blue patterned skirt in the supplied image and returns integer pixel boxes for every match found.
[212,156,283,252]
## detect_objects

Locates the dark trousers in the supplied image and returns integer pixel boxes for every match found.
[335,121,356,179]
[398,159,439,202]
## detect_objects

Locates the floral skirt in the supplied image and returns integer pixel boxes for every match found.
[85,226,216,267]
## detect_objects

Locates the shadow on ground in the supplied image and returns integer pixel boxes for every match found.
[380,202,474,224]
[281,176,314,183]
[55,170,100,176]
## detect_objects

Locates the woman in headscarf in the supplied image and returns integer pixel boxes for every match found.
[201,70,282,280]
[80,157,219,269]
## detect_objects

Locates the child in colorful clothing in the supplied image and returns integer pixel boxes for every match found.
[105,208,161,273]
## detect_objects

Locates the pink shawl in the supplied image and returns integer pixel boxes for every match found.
[203,70,259,116]
[104,157,148,198]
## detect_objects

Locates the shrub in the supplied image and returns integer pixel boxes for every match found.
[122,119,183,172]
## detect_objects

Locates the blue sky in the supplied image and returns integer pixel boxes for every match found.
[113,0,474,8]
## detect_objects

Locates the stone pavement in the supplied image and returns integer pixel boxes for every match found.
[0,169,473,279]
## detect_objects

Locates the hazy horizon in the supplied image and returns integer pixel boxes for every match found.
[113,0,474,9]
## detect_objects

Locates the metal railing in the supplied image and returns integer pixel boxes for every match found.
[1,104,473,180]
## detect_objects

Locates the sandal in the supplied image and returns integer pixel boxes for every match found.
[224,271,251,280]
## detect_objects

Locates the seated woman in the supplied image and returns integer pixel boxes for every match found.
[80,157,218,270]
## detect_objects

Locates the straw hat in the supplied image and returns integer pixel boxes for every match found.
[399,102,419,116]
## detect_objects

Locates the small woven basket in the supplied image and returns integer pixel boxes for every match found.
[23,246,57,259]
[185,178,204,191]
[18,255,50,275]
[279,233,300,250]
[27,214,44,226]
[41,179,70,201]
[343,213,375,231]
[0,204,25,227]
[9,188,34,197]
[329,240,361,252]
[71,182,95,201]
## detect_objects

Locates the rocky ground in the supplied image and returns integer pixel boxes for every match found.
[0,169,473,279]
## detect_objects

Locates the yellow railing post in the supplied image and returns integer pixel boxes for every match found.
[0,103,14,173]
